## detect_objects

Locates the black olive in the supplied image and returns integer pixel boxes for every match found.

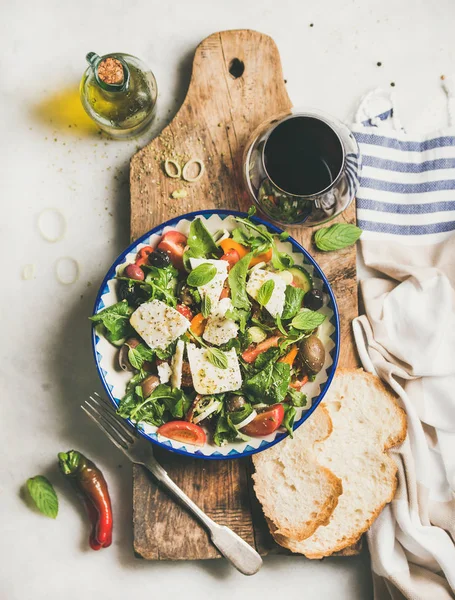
[118,280,148,307]
[299,335,325,374]
[178,283,195,307]
[226,395,247,412]
[305,289,324,311]
[149,248,171,268]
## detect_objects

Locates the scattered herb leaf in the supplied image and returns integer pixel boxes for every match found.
[291,309,326,331]
[314,223,362,251]
[26,476,59,519]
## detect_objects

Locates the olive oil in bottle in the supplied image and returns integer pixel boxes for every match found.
[80,52,157,139]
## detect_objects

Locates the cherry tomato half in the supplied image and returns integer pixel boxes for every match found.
[157,231,187,270]
[220,249,241,269]
[241,404,284,437]
[176,304,193,320]
[157,421,206,446]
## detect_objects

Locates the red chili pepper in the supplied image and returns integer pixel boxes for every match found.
[58,450,113,550]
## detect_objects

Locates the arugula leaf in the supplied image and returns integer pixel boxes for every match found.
[213,411,239,446]
[125,384,192,425]
[228,403,254,426]
[248,206,257,217]
[201,295,212,318]
[257,280,275,306]
[184,218,219,264]
[287,387,308,407]
[271,247,294,270]
[90,300,133,343]
[250,317,275,333]
[244,361,290,404]
[26,476,59,519]
[155,340,177,360]
[225,307,250,333]
[228,252,253,310]
[207,348,228,370]
[187,263,217,287]
[282,404,296,438]
[275,314,288,336]
[254,347,281,369]
[282,286,305,320]
[127,343,155,370]
[314,223,362,251]
[291,309,326,331]
[143,265,178,306]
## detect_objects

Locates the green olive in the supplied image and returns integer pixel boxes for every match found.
[226,395,247,412]
[299,335,325,374]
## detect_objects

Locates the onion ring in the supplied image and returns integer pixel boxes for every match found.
[37,208,67,243]
[164,159,182,179]
[55,257,80,285]
[182,159,205,182]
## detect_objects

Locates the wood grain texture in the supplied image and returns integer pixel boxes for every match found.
[130,29,359,560]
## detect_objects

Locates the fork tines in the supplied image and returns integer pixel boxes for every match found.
[82,392,135,451]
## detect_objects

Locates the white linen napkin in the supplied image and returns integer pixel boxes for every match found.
[351,83,455,600]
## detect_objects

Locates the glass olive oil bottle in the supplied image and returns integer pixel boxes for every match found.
[80,52,157,139]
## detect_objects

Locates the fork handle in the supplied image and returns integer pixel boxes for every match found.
[142,460,263,576]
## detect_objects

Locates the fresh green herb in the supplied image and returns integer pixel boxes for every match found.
[279,231,290,241]
[255,347,281,369]
[282,404,296,438]
[314,223,362,251]
[142,264,178,306]
[155,340,177,361]
[275,314,288,336]
[184,218,219,264]
[287,387,308,407]
[127,343,155,370]
[187,263,217,287]
[26,476,59,519]
[291,309,326,331]
[247,206,257,217]
[123,384,192,425]
[228,403,254,426]
[228,252,253,310]
[279,330,309,352]
[89,300,133,343]
[201,295,212,318]
[250,317,275,333]
[206,347,229,370]
[244,360,290,404]
[233,215,294,271]
[257,280,275,307]
[213,409,239,446]
[282,286,305,320]
[225,307,250,333]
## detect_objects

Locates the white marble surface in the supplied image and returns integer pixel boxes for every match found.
[1,0,453,598]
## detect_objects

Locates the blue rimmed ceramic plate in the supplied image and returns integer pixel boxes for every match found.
[92,210,339,459]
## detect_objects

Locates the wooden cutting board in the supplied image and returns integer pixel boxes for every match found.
[129,29,359,560]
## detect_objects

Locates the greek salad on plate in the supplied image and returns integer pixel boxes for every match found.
[92,209,339,458]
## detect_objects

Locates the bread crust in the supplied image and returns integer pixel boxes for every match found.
[257,368,407,558]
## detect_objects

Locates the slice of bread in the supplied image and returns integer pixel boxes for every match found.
[252,405,343,542]
[278,368,407,559]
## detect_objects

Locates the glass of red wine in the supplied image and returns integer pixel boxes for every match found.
[243,110,361,226]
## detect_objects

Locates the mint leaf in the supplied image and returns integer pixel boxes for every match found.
[89,300,133,343]
[282,286,305,320]
[187,263,217,287]
[228,252,252,310]
[275,314,287,336]
[291,309,326,331]
[271,246,294,271]
[207,348,228,369]
[127,343,155,370]
[201,295,212,318]
[26,476,58,519]
[184,218,219,262]
[257,279,275,307]
[314,223,362,251]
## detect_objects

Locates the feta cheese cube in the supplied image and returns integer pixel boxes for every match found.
[203,298,238,346]
[246,268,286,318]
[157,362,172,384]
[186,344,242,395]
[130,299,190,350]
[171,340,185,389]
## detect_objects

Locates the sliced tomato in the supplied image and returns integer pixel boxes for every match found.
[241,404,284,436]
[157,231,187,270]
[290,375,309,389]
[220,248,240,269]
[242,335,281,363]
[176,304,193,320]
[157,421,206,446]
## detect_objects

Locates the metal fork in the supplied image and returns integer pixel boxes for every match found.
[82,392,263,575]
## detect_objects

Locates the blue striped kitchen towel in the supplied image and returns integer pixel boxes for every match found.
[350,85,455,600]
[351,86,455,246]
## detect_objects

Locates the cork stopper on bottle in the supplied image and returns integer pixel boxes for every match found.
[97,57,124,85]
